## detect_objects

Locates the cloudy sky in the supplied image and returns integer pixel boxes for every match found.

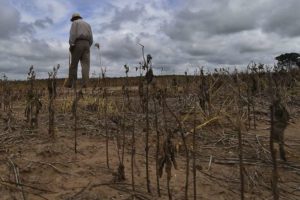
[1,0,300,79]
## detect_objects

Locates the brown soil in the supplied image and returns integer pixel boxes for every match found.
[0,87,300,200]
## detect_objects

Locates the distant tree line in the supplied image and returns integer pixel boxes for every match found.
[275,52,300,70]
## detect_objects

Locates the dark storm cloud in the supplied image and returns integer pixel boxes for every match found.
[262,0,300,37]
[159,0,300,67]
[18,17,54,36]
[0,62,29,75]
[186,48,213,57]
[0,1,21,38]
[0,0,54,39]
[34,17,53,29]
[19,23,35,35]
[101,34,141,61]
[164,0,300,41]
[237,42,272,54]
[0,37,68,79]
[205,53,245,65]
[99,4,145,32]
[1,39,65,62]
[163,2,260,42]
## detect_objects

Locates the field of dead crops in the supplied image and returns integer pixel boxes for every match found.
[0,65,300,200]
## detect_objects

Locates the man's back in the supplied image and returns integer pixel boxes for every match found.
[69,19,93,46]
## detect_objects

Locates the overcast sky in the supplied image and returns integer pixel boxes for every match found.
[1,0,300,80]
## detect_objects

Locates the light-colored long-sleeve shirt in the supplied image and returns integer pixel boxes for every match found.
[69,19,93,46]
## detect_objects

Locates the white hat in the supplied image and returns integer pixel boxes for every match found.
[71,13,82,21]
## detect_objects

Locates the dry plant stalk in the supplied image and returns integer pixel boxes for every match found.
[72,83,83,154]
[1,74,15,132]
[247,64,259,129]
[158,131,178,200]
[164,99,189,200]
[192,106,197,200]
[96,43,110,169]
[271,99,289,161]
[114,65,131,182]
[145,75,151,193]
[246,68,252,130]
[198,68,211,115]
[270,70,290,161]
[4,109,14,132]
[268,71,279,200]
[25,66,42,129]
[118,66,131,181]
[138,63,145,112]
[2,74,12,112]
[121,65,129,165]
[47,65,59,138]
[153,95,161,197]
[268,70,290,199]
[113,116,126,182]
[131,122,136,198]
[234,72,245,200]
[139,44,153,193]
[103,74,110,169]
[104,92,110,168]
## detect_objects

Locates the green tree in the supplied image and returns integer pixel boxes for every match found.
[275,52,300,70]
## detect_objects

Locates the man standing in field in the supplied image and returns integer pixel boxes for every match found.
[66,13,93,88]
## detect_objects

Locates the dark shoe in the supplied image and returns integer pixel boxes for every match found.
[280,146,287,161]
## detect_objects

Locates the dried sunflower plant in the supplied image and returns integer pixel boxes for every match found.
[1,74,15,133]
[25,66,42,129]
[47,64,60,138]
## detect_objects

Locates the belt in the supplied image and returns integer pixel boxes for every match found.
[76,38,89,42]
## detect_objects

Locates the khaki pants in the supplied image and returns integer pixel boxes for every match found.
[69,40,90,87]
